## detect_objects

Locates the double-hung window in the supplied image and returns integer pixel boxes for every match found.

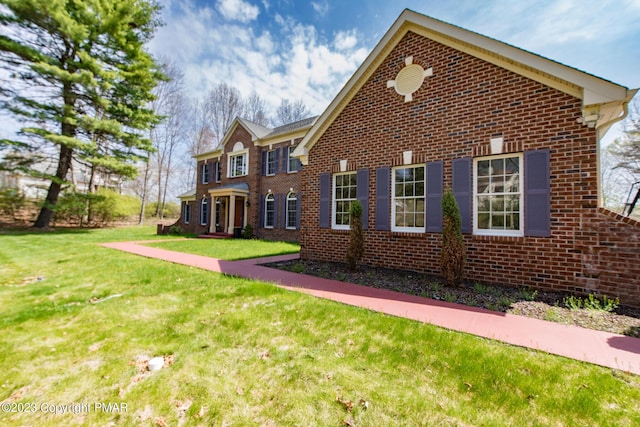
[474,153,523,236]
[183,203,191,224]
[229,152,248,177]
[266,150,277,176]
[287,146,301,173]
[264,194,275,228]
[333,172,357,229]
[286,192,297,229]
[392,165,425,232]
[201,163,209,184]
[200,198,208,226]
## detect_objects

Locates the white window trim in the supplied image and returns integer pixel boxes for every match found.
[200,198,208,226]
[287,146,298,174]
[227,149,249,178]
[391,164,425,233]
[183,203,191,224]
[286,192,297,229]
[332,171,356,230]
[264,193,275,229]
[266,150,277,176]
[201,163,209,184]
[473,153,524,237]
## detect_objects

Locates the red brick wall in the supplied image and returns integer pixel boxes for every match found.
[300,31,640,306]
[178,126,302,242]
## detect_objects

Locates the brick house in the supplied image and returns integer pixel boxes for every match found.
[177,116,316,241]
[293,10,640,305]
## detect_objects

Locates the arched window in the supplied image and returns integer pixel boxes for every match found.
[264,194,275,228]
[286,192,297,229]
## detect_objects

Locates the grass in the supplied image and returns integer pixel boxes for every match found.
[144,238,300,260]
[0,226,639,426]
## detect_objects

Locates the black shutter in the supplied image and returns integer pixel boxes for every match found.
[319,173,330,228]
[280,193,287,228]
[375,167,390,231]
[261,151,267,176]
[452,158,472,234]
[426,161,443,232]
[356,168,369,230]
[524,149,551,237]
[296,193,302,229]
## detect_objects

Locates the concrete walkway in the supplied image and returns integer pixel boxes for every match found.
[101,240,640,375]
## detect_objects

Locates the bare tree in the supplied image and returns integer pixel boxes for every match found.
[610,98,640,175]
[274,98,310,126]
[205,83,245,145]
[139,59,189,221]
[245,91,270,126]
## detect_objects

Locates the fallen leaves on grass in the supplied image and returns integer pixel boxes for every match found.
[1,386,30,404]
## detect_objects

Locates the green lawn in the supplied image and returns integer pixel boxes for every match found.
[145,238,300,260]
[0,226,639,426]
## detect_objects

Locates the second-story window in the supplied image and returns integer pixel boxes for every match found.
[201,162,209,184]
[266,150,277,176]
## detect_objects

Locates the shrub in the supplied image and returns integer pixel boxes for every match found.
[242,223,254,239]
[91,188,140,224]
[0,187,27,218]
[441,188,466,286]
[53,191,92,225]
[346,200,364,271]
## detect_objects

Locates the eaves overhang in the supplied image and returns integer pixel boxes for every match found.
[293,8,637,164]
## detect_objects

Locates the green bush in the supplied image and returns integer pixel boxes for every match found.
[441,188,466,286]
[242,223,254,239]
[563,294,619,312]
[146,201,181,219]
[91,188,140,224]
[54,191,92,225]
[346,200,364,271]
[0,187,27,218]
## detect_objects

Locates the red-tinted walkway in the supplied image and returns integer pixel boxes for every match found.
[101,241,640,375]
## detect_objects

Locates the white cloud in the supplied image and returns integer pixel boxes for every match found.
[149,1,368,117]
[334,29,358,50]
[217,0,260,23]
[312,1,329,16]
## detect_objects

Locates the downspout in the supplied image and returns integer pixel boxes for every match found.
[595,88,639,207]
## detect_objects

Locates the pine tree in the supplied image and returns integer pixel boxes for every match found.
[0,0,165,228]
[441,188,466,286]
[346,200,364,271]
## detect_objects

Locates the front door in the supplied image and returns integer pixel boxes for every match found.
[234,198,244,235]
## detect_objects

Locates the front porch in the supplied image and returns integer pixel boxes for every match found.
[208,183,250,237]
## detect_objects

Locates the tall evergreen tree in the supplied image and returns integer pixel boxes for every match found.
[0,0,165,228]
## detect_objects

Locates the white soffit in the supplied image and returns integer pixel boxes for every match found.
[294,9,635,163]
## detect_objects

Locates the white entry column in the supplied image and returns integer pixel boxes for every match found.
[227,194,236,235]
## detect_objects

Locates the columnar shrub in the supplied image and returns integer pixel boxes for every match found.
[346,200,364,270]
[441,188,466,286]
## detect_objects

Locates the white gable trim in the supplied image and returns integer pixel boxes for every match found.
[293,9,636,165]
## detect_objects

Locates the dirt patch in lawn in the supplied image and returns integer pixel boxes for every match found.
[265,259,640,338]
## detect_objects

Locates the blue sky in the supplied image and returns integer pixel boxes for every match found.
[149,0,640,128]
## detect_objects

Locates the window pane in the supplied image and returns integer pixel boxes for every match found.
[477,177,490,193]
[505,157,519,174]
[491,158,504,175]
[415,181,424,196]
[492,213,505,229]
[477,195,490,212]
[415,166,424,181]
[478,213,490,229]
[506,175,519,193]
[490,195,504,212]
[492,176,505,193]
[477,160,490,177]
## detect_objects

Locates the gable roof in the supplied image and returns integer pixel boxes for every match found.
[195,115,318,160]
[293,9,637,164]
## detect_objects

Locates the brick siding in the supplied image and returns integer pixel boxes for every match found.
[300,31,640,306]
[178,126,301,242]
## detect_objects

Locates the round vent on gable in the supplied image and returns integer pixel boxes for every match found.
[387,56,433,102]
